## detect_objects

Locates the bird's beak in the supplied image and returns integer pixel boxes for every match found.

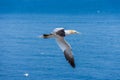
[75,31,81,34]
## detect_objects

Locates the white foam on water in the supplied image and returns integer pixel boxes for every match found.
[24,73,29,77]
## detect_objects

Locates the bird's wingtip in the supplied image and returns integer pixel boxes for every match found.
[71,64,76,68]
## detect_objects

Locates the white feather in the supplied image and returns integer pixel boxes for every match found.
[55,36,71,52]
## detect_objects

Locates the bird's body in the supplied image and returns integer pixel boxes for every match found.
[40,28,79,68]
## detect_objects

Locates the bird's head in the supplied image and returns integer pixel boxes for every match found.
[65,30,80,35]
[70,30,80,34]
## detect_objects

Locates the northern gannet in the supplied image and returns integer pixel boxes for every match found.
[40,28,79,68]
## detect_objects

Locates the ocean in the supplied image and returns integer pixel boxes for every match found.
[0,14,120,80]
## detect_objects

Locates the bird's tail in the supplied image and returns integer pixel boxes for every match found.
[40,34,54,39]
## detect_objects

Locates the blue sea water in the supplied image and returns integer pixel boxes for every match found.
[0,14,120,80]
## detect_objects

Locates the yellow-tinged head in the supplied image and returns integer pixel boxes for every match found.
[65,30,80,35]
[69,30,79,34]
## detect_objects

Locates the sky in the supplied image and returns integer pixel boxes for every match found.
[0,0,120,14]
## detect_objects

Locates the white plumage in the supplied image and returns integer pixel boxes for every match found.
[40,28,79,68]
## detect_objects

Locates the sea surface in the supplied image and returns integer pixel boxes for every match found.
[0,14,120,80]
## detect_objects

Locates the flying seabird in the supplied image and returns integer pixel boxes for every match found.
[40,28,79,68]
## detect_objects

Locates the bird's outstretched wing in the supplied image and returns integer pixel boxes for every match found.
[56,36,75,68]
[64,48,75,68]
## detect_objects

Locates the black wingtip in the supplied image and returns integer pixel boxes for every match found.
[64,50,76,68]
[72,64,75,68]
[70,59,76,68]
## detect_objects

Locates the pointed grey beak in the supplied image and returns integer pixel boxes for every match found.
[75,31,80,34]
